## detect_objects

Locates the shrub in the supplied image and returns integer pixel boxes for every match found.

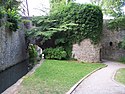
[28,44,38,67]
[43,47,67,60]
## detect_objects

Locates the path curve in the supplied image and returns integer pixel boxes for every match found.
[72,60,125,94]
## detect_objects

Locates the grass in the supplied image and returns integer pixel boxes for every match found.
[18,60,105,94]
[115,68,125,85]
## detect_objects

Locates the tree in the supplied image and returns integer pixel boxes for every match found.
[95,0,125,50]
[50,0,75,12]
[0,0,20,10]
[0,0,21,31]
[90,0,125,17]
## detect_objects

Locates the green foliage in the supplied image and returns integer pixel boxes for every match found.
[108,16,125,31]
[22,19,31,25]
[6,8,21,31]
[43,47,67,60]
[28,44,38,65]
[30,3,103,59]
[91,0,125,17]
[117,38,125,49]
[32,3,103,43]
[0,0,21,31]
[28,44,38,59]
[0,0,20,10]
[0,6,6,26]
[50,0,75,13]
[0,6,6,19]
[98,0,125,35]
[119,57,125,64]
[22,19,31,29]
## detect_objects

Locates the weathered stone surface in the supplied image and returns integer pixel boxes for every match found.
[0,26,28,71]
[72,39,100,63]
[101,20,125,60]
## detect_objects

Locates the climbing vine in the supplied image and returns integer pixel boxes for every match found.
[29,3,103,59]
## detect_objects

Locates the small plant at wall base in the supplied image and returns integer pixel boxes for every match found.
[28,44,38,68]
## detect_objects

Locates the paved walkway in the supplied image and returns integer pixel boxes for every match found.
[72,60,125,94]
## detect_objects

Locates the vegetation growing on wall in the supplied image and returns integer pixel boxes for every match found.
[0,0,21,31]
[29,3,103,59]
[108,16,125,31]
[28,44,38,68]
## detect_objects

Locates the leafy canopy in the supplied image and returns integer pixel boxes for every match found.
[0,0,21,31]
[91,0,125,17]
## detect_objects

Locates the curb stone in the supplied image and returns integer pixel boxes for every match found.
[66,64,107,94]
[112,68,125,88]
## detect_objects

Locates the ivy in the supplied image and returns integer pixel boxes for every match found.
[29,3,103,59]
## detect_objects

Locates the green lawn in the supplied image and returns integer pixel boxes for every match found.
[115,68,125,85]
[18,60,105,94]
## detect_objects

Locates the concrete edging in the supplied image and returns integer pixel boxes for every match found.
[66,64,107,94]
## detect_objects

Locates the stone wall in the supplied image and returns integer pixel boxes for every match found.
[101,20,125,60]
[0,26,28,71]
[72,39,100,62]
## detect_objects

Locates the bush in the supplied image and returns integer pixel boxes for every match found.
[43,47,67,60]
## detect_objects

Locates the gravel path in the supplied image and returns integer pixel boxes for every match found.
[72,60,125,94]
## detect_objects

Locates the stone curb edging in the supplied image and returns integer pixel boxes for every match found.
[2,59,45,94]
[66,64,108,94]
[26,59,45,76]
[112,68,125,88]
